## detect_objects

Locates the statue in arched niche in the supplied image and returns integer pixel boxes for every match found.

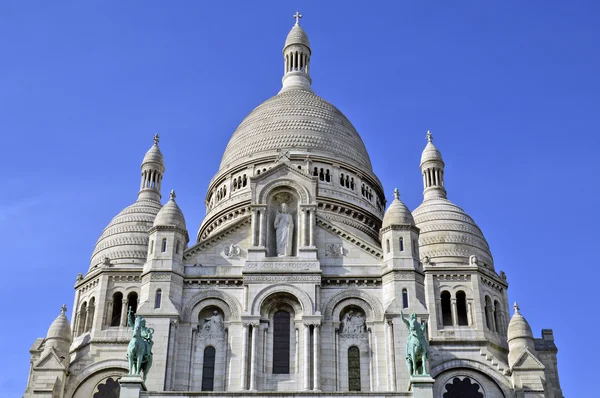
[341,309,366,334]
[274,203,294,257]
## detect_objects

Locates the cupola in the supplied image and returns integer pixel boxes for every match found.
[154,190,187,231]
[507,302,536,366]
[281,12,312,92]
[43,305,72,358]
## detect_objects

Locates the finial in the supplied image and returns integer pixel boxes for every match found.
[513,302,520,314]
[153,133,160,146]
[394,188,399,200]
[60,304,67,315]
[293,11,303,25]
[170,189,176,201]
[426,130,433,143]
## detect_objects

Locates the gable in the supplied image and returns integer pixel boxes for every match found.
[185,220,251,267]
[512,348,545,370]
[34,349,67,370]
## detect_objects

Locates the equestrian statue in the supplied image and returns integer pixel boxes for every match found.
[400,311,430,376]
[126,308,154,381]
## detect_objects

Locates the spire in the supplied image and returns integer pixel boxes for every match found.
[139,134,165,201]
[420,130,446,200]
[281,11,312,92]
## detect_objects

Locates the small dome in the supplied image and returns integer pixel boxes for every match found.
[413,197,493,267]
[154,190,187,230]
[285,23,310,49]
[90,198,162,268]
[142,133,164,166]
[382,189,414,228]
[507,302,534,343]
[420,131,443,165]
[46,306,71,342]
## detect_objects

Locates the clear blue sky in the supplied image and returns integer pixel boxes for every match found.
[1,1,597,396]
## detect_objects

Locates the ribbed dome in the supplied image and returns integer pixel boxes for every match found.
[142,134,164,165]
[285,23,310,48]
[219,89,373,172]
[90,198,162,268]
[420,140,443,165]
[413,197,493,267]
[507,303,534,343]
[382,189,414,228]
[46,307,71,341]
[154,190,187,230]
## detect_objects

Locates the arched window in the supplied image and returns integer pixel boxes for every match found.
[494,300,502,334]
[443,377,483,398]
[402,289,409,309]
[154,290,162,309]
[350,177,355,190]
[233,179,238,190]
[325,169,331,182]
[77,302,87,335]
[348,346,361,391]
[201,346,216,391]
[340,173,345,185]
[273,310,290,374]
[111,292,123,326]
[313,167,318,176]
[93,377,120,398]
[87,297,95,332]
[484,296,492,330]
[386,239,390,253]
[456,291,468,326]
[242,175,247,187]
[399,237,404,251]
[127,292,138,317]
[319,168,324,181]
[161,238,167,253]
[441,291,452,326]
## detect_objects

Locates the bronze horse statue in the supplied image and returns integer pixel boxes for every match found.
[126,308,154,381]
[401,311,430,376]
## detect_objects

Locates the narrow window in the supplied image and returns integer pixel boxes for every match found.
[350,178,355,190]
[402,289,409,309]
[319,168,324,181]
[348,346,361,391]
[441,291,452,326]
[176,241,180,254]
[201,346,216,391]
[340,173,345,185]
[399,237,404,251]
[361,184,365,196]
[494,300,502,333]
[456,291,468,326]
[127,292,138,317]
[325,169,330,182]
[233,179,238,190]
[243,175,247,187]
[273,311,291,374]
[485,296,492,330]
[386,239,390,253]
[87,297,95,332]
[412,239,417,254]
[150,240,154,254]
[313,167,318,176]
[77,302,87,335]
[154,289,162,309]
[161,238,167,253]
[111,293,123,326]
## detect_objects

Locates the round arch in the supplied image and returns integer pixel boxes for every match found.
[181,289,242,322]
[323,289,384,321]
[65,359,128,398]
[430,358,512,398]
[257,177,311,204]
[251,283,313,316]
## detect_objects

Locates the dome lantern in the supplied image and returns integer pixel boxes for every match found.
[420,131,446,200]
[281,12,312,92]
[139,133,165,201]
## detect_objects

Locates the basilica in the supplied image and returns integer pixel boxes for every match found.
[23,16,563,398]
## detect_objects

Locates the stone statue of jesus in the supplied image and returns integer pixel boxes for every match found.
[274,203,294,256]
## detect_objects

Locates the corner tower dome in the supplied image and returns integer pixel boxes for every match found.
[201,14,384,242]
[154,190,187,231]
[89,135,164,269]
[382,188,415,228]
[412,132,494,267]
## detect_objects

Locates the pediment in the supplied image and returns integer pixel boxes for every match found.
[252,162,317,205]
[34,348,67,370]
[185,216,251,262]
[317,216,383,260]
[512,348,545,370]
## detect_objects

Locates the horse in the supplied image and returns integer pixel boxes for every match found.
[126,316,153,381]
[402,312,429,376]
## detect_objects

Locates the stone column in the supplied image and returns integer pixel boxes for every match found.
[368,327,374,391]
[386,320,396,391]
[299,209,306,247]
[309,210,315,247]
[304,324,311,390]
[240,324,249,390]
[106,301,113,328]
[249,323,258,391]
[250,209,257,247]
[83,306,90,332]
[451,298,458,326]
[467,300,474,326]
[313,324,320,390]
[121,300,128,327]
[258,210,265,247]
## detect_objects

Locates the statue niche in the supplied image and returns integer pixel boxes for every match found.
[340,307,366,335]
[268,191,298,257]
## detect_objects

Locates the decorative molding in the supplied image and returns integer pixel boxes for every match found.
[251,284,314,315]
[186,216,251,259]
[244,275,320,283]
[245,261,319,270]
[323,289,383,321]
[325,243,345,257]
[316,217,382,259]
[322,278,381,287]
[338,332,369,340]
[181,289,242,321]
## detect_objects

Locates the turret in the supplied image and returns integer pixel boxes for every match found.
[381,188,419,269]
[138,133,165,201]
[420,131,446,200]
[281,12,312,92]
[507,302,537,367]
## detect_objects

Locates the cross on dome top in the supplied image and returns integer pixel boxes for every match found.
[170,189,176,201]
[60,304,67,315]
[513,302,520,314]
[426,130,433,143]
[394,188,400,200]
[293,11,302,25]
[153,133,160,146]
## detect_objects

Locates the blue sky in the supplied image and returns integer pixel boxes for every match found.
[1,0,598,396]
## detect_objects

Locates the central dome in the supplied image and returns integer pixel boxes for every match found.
[219,88,373,172]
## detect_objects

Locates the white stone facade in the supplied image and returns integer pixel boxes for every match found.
[23,17,563,398]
